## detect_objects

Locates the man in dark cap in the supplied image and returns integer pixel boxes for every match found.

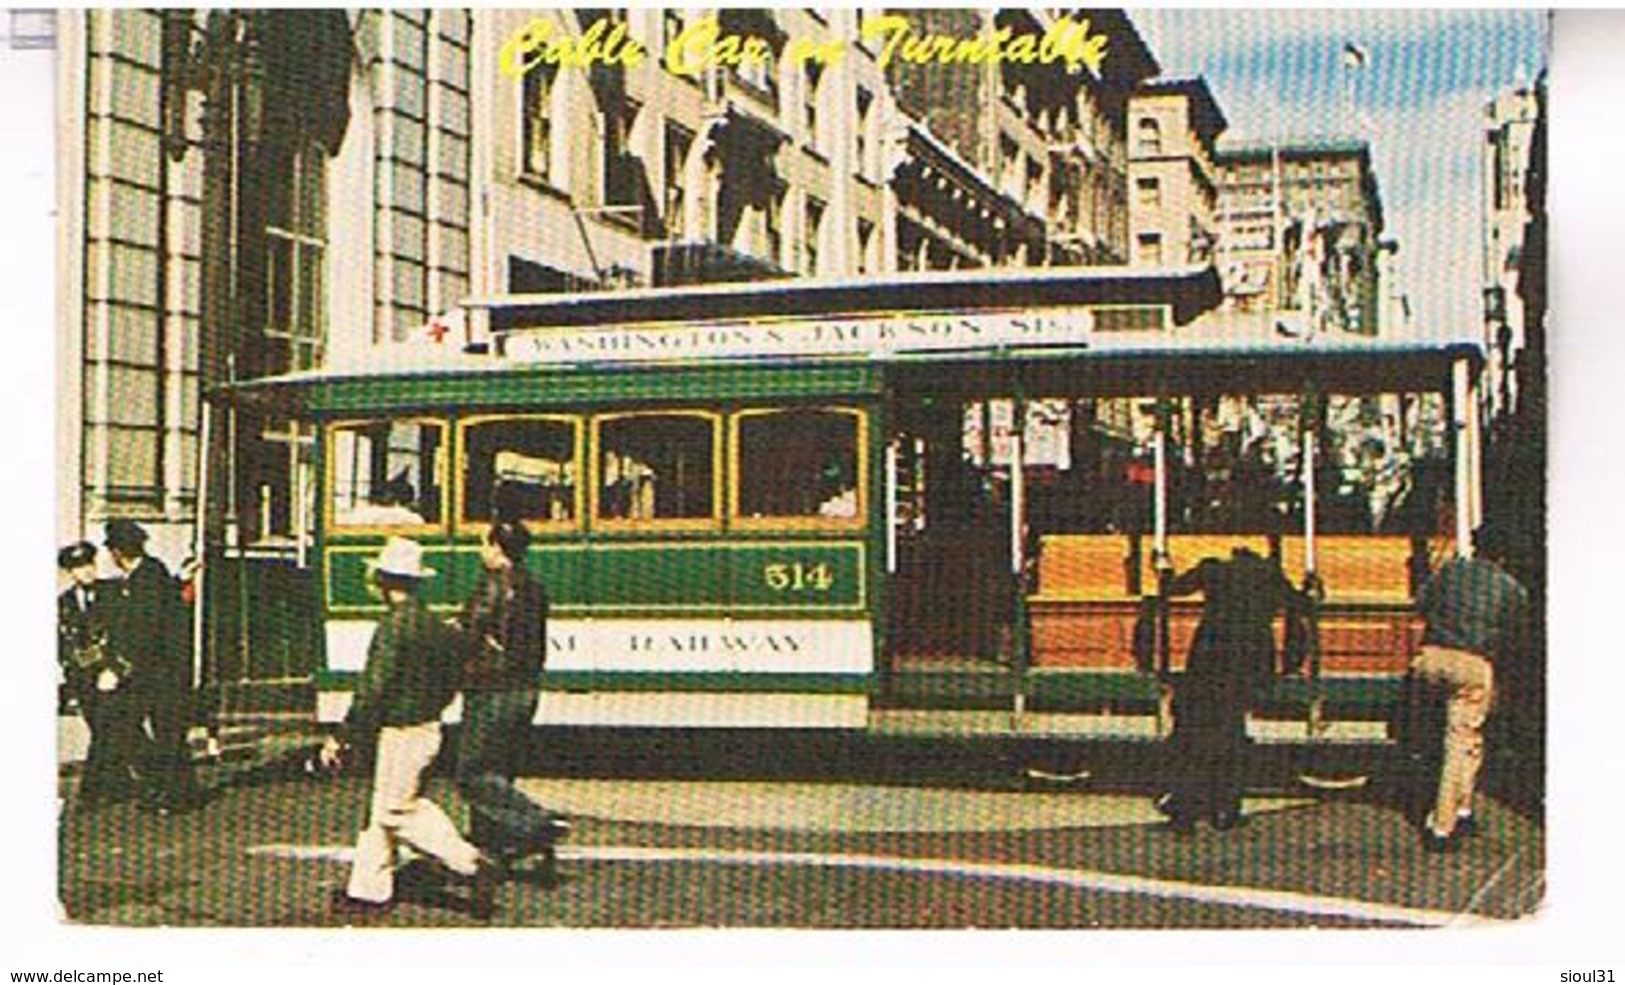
[104,519,201,814]
[58,541,143,809]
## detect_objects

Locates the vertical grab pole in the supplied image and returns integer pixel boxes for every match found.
[1152,420,1168,560]
[1302,389,1324,738]
[1152,401,1173,734]
[1010,398,1028,724]
[1466,362,1484,535]
[1303,420,1317,577]
[884,439,899,576]
[1010,404,1027,576]
[191,401,211,693]
[1453,359,1475,558]
[294,458,309,571]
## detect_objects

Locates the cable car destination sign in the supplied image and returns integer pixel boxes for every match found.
[500,307,1107,364]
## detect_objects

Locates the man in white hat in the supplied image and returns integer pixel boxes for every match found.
[323,536,500,919]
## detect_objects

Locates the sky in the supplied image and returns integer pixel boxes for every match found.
[1129,8,1550,342]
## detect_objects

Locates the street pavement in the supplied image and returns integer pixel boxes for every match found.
[55,740,1544,929]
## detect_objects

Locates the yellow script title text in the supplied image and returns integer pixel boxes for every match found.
[498,14,1110,79]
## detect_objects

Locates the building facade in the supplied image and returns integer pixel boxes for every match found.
[1481,72,1545,593]
[883,8,1157,269]
[1214,138,1384,337]
[1481,80,1540,423]
[1126,77,1225,269]
[57,8,475,544]
[56,9,476,691]
[476,9,895,294]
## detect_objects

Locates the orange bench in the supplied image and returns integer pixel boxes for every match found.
[1033,534,1134,601]
[1279,534,1453,604]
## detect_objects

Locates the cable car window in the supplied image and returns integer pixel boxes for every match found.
[328,419,445,529]
[461,416,579,528]
[735,408,862,525]
[595,412,718,525]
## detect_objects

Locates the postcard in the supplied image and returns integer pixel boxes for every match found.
[17,3,1596,969]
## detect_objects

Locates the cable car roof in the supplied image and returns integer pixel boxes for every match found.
[211,266,1482,411]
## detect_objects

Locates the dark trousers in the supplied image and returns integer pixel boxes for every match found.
[137,688,200,808]
[1164,677,1251,822]
[75,684,147,804]
[456,688,556,857]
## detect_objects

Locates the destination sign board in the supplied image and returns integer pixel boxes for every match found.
[500,308,1102,364]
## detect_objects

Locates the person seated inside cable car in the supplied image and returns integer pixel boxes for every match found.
[488,450,572,524]
[815,460,857,519]
[342,475,426,527]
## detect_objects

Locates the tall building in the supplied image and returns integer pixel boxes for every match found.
[477,9,893,293]
[1126,76,1225,268]
[1481,80,1540,422]
[1374,237,1411,336]
[1482,71,1545,592]
[1214,138,1384,336]
[55,9,475,689]
[883,8,1158,268]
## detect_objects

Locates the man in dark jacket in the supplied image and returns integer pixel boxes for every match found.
[455,520,569,866]
[104,520,200,814]
[58,541,144,809]
[1412,534,1530,852]
[1157,546,1304,833]
[324,537,499,919]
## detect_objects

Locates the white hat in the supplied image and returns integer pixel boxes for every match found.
[367,536,437,579]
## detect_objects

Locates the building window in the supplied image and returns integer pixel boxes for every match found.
[328,419,446,530]
[1136,116,1162,156]
[1136,176,1161,208]
[735,51,777,102]
[1136,232,1163,266]
[664,121,693,238]
[595,412,718,526]
[1026,157,1043,209]
[804,62,822,151]
[720,9,780,108]
[228,11,356,545]
[1000,136,1021,199]
[521,63,556,182]
[460,415,579,528]
[262,141,327,375]
[734,408,863,526]
[803,196,825,276]
[602,98,641,208]
[247,418,316,544]
[857,218,874,275]
[855,86,873,178]
[241,137,328,544]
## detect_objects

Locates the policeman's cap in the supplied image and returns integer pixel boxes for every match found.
[58,542,97,570]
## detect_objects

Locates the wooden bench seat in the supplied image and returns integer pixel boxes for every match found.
[1033,534,1134,601]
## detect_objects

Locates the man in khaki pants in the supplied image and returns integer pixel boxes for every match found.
[323,537,499,918]
[1413,533,1529,852]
